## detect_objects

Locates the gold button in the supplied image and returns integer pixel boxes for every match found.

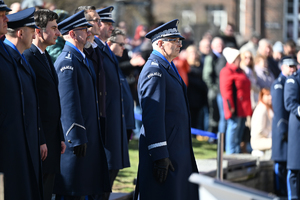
[121,99,123,101]
[122,114,124,117]
[68,140,72,143]
[100,92,102,95]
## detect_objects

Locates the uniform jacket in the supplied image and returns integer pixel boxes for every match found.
[219,63,252,120]
[271,73,288,161]
[136,53,198,200]
[94,36,130,170]
[284,70,300,170]
[53,43,110,195]
[23,44,65,173]
[2,40,43,200]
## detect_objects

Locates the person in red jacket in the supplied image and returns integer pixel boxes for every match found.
[220,47,252,154]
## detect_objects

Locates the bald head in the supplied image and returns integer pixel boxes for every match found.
[199,38,210,55]
[211,37,224,54]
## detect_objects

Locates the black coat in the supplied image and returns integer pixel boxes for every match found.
[23,44,64,173]
[94,37,130,170]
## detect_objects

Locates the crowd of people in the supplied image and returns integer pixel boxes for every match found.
[1,0,300,200]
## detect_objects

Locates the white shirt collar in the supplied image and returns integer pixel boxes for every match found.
[33,43,45,54]
[91,41,98,48]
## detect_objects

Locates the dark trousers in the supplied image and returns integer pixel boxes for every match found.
[88,169,119,200]
[274,162,287,197]
[56,195,85,200]
[207,90,219,134]
[103,169,119,200]
[43,173,56,200]
[287,169,300,200]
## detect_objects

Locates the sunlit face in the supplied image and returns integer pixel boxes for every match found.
[87,10,101,36]
[73,26,91,47]
[99,21,113,41]
[40,20,60,46]
[281,64,297,76]
[243,52,253,66]
[0,11,8,35]
[199,39,210,55]
[21,27,36,50]
[110,34,125,57]
[259,43,271,57]
[159,37,182,61]
[262,93,272,106]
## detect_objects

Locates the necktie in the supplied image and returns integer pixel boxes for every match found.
[42,53,51,71]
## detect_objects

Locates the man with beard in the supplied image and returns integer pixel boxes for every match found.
[0,5,43,200]
[23,9,66,200]
[53,10,109,200]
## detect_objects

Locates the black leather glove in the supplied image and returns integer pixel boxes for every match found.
[282,132,288,142]
[153,158,175,183]
[73,143,87,157]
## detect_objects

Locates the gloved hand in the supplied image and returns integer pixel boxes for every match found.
[282,132,288,142]
[153,158,175,183]
[73,143,87,157]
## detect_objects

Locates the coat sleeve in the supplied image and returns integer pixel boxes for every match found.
[202,55,216,90]
[55,58,88,147]
[139,63,168,162]
[271,80,288,138]
[220,68,234,117]
[284,77,300,117]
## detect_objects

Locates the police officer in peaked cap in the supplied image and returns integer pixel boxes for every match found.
[134,19,198,200]
[271,56,297,197]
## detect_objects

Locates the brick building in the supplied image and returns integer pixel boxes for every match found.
[150,0,300,46]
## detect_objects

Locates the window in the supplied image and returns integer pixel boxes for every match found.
[284,0,300,45]
[205,5,227,31]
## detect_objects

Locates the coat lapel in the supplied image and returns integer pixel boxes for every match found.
[30,44,55,80]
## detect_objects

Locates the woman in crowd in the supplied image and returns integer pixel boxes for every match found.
[220,47,252,154]
[250,88,273,156]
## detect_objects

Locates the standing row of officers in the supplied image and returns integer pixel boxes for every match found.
[0,2,133,200]
[272,55,300,199]
[0,0,201,199]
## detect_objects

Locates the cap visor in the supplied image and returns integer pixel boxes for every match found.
[168,35,185,40]
[0,7,11,12]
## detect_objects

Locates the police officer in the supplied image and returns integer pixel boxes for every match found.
[95,7,130,200]
[135,19,198,200]
[271,56,297,197]
[53,10,109,200]
[284,60,300,200]
[0,5,43,200]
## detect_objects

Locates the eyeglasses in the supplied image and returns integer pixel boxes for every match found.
[161,38,182,45]
[111,41,125,47]
[73,27,88,32]
[87,18,101,25]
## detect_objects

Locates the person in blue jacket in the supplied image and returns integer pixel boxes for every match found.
[53,10,110,200]
[134,19,199,200]
[284,64,300,200]
[95,7,130,200]
[0,5,43,200]
[271,56,297,197]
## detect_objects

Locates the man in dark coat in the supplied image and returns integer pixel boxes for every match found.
[53,10,109,200]
[95,6,130,200]
[107,28,136,141]
[135,19,198,200]
[2,7,43,200]
[271,57,297,197]
[23,9,66,200]
[284,68,300,200]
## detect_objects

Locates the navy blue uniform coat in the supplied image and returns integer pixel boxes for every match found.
[2,41,43,200]
[94,37,130,170]
[136,53,199,200]
[53,44,110,195]
[271,73,288,162]
[23,44,65,173]
[284,70,300,170]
